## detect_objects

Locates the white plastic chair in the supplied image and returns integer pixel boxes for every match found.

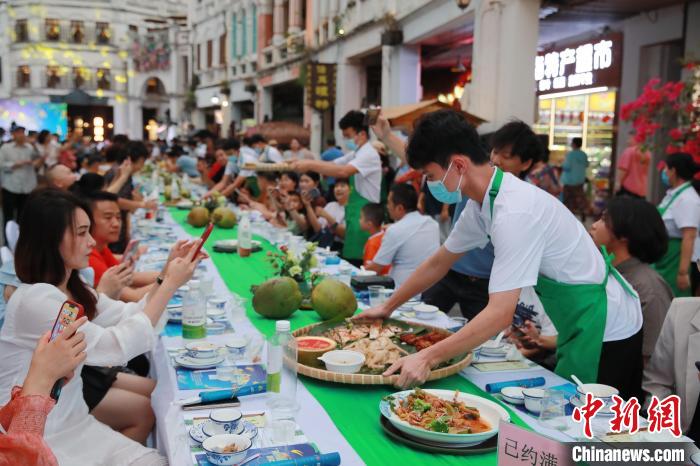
[5,221,19,253]
[0,246,12,265]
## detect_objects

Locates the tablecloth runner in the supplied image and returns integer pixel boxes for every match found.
[168,208,533,465]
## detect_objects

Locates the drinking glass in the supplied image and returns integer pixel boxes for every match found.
[368,285,385,307]
[338,264,352,286]
[539,389,569,431]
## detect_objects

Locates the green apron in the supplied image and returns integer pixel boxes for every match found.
[487,168,636,383]
[653,182,693,297]
[342,176,371,260]
[245,176,260,198]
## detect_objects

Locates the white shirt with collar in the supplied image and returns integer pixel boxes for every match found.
[0,141,38,193]
[659,182,700,260]
[238,146,260,177]
[333,142,382,202]
[444,170,642,342]
[373,211,440,288]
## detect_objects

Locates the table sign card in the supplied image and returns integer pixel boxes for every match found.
[497,420,574,466]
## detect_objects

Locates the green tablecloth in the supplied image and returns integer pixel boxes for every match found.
[169,209,531,465]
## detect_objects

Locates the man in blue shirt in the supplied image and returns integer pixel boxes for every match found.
[422,120,543,319]
[561,137,589,222]
[320,137,344,187]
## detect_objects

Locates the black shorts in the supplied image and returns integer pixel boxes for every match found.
[81,365,120,411]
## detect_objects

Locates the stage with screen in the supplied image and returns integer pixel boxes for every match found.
[0,99,68,136]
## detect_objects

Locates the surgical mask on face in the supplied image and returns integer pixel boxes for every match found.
[254,147,263,155]
[228,155,238,164]
[427,162,463,204]
[345,138,358,151]
[661,170,670,188]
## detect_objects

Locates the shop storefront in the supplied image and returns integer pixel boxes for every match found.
[533,33,622,213]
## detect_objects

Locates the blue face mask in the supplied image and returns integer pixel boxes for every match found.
[345,139,358,151]
[228,155,238,164]
[427,162,463,204]
[661,170,670,188]
[254,147,263,155]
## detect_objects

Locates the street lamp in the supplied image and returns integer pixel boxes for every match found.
[456,0,471,9]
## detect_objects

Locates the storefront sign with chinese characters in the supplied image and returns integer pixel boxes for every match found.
[305,62,337,112]
[535,33,622,94]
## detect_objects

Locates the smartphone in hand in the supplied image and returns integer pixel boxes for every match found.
[191,223,214,262]
[49,300,85,400]
[122,239,140,264]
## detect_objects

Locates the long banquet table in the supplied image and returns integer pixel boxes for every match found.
[145,206,583,466]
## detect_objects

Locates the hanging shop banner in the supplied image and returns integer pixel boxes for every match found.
[305,62,337,112]
[535,33,622,95]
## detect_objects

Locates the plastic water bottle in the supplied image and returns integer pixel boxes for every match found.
[266,321,298,411]
[182,280,206,339]
[170,177,180,200]
[238,212,252,257]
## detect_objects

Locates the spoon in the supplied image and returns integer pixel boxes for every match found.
[492,330,505,346]
[571,374,585,392]
[238,453,261,466]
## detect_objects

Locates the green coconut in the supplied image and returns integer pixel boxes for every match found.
[187,206,210,227]
[252,277,302,319]
[311,279,357,320]
[211,207,237,229]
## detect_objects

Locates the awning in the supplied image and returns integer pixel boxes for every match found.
[382,99,485,132]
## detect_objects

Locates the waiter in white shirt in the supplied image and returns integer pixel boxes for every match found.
[290,110,382,264]
[358,110,643,398]
[251,134,284,164]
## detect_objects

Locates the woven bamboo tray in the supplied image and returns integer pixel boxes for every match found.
[243,162,294,172]
[292,321,473,385]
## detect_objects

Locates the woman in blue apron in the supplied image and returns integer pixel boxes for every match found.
[654,152,700,297]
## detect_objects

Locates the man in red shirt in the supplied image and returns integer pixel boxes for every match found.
[87,191,158,301]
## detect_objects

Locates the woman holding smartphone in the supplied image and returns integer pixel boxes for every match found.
[0,189,204,465]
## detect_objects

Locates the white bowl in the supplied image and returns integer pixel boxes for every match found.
[317,350,365,373]
[185,342,220,359]
[225,337,248,358]
[209,408,243,433]
[413,304,439,320]
[500,386,525,405]
[380,389,510,447]
[575,383,618,402]
[522,388,545,414]
[202,434,251,465]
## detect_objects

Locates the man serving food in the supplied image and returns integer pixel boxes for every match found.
[357,110,643,399]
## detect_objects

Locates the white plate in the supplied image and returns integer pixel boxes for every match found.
[190,421,258,444]
[214,239,261,248]
[379,389,510,446]
[174,354,224,369]
[206,307,226,319]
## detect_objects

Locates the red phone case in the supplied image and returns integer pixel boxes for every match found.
[50,300,84,341]
[192,223,214,261]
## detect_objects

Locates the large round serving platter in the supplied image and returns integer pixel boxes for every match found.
[379,416,498,455]
[292,319,472,385]
[379,389,510,446]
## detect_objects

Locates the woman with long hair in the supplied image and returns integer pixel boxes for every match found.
[0,188,204,465]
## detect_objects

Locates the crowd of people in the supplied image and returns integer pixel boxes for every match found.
[0,106,698,464]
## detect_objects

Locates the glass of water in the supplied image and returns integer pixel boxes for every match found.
[539,389,569,431]
[368,285,385,307]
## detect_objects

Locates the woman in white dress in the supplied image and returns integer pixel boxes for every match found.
[0,188,205,465]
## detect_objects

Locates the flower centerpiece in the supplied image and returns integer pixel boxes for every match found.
[266,242,319,309]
